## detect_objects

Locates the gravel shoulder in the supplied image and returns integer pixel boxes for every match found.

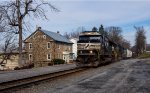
[54,59,150,93]
[7,58,150,93]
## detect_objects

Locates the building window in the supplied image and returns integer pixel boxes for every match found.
[68,46,71,50]
[47,53,51,60]
[57,54,59,58]
[57,54,61,59]
[65,46,67,51]
[29,54,32,60]
[29,43,32,49]
[43,35,46,39]
[47,42,50,49]
[63,56,65,60]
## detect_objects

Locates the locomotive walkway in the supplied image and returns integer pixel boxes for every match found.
[0,63,76,84]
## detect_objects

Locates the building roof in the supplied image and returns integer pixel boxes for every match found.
[24,28,73,44]
[41,29,73,44]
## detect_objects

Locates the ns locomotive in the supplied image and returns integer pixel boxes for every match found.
[76,31,131,67]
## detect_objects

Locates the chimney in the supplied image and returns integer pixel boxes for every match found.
[57,31,60,34]
[36,25,41,30]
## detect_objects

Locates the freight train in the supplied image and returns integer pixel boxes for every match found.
[76,31,132,67]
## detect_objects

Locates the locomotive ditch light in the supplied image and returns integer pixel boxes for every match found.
[90,50,93,53]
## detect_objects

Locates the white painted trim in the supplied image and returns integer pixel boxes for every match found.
[43,35,46,39]
[47,53,51,60]
[29,43,32,49]
[47,42,50,49]
[29,54,32,60]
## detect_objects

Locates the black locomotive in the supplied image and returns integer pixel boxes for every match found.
[76,31,132,67]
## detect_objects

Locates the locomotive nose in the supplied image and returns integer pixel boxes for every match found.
[84,57,89,63]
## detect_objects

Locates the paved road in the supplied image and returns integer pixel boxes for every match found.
[9,59,150,93]
[54,59,150,93]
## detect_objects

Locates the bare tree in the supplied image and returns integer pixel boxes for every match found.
[92,27,98,31]
[0,0,59,65]
[0,35,17,65]
[32,36,47,67]
[64,26,85,39]
[99,25,104,34]
[64,32,71,39]
[135,26,146,55]
[70,31,81,38]
[105,26,131,49]
[99,25,107,35]
[105,26,123,44]
[121,39,131,49]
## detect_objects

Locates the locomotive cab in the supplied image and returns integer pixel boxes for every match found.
[76,31,104,67]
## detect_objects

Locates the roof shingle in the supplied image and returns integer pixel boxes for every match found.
[41,29,73,44]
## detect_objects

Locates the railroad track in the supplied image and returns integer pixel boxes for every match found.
[0,68,85,92]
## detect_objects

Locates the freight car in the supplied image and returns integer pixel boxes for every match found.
[76,31,131,67]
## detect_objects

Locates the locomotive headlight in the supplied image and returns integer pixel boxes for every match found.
[90,50,93,53]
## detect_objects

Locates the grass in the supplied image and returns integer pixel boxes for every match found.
[139,53,150,59]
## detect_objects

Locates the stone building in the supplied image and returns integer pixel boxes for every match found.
[24,27,73,67]
[0,52,27,70]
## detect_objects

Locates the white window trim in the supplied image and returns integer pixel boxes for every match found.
[29,54,32,60]
[47,53,51,60]
[43,35,46,39]
[29,43,32,49]
[47,42,50,49]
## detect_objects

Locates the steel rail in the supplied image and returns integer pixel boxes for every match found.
[0,68,85,92]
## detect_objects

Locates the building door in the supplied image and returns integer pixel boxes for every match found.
[63,54,69,63]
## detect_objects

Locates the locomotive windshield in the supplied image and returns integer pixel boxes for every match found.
[78,35,102,43]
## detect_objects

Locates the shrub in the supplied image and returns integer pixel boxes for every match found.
[139,53,150,59]
[52,59,65,65]
[14,66,20,70]
[21,63,34,69]
[28,63,34,68]
[48,62,53,66]
[14,63,34,70]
